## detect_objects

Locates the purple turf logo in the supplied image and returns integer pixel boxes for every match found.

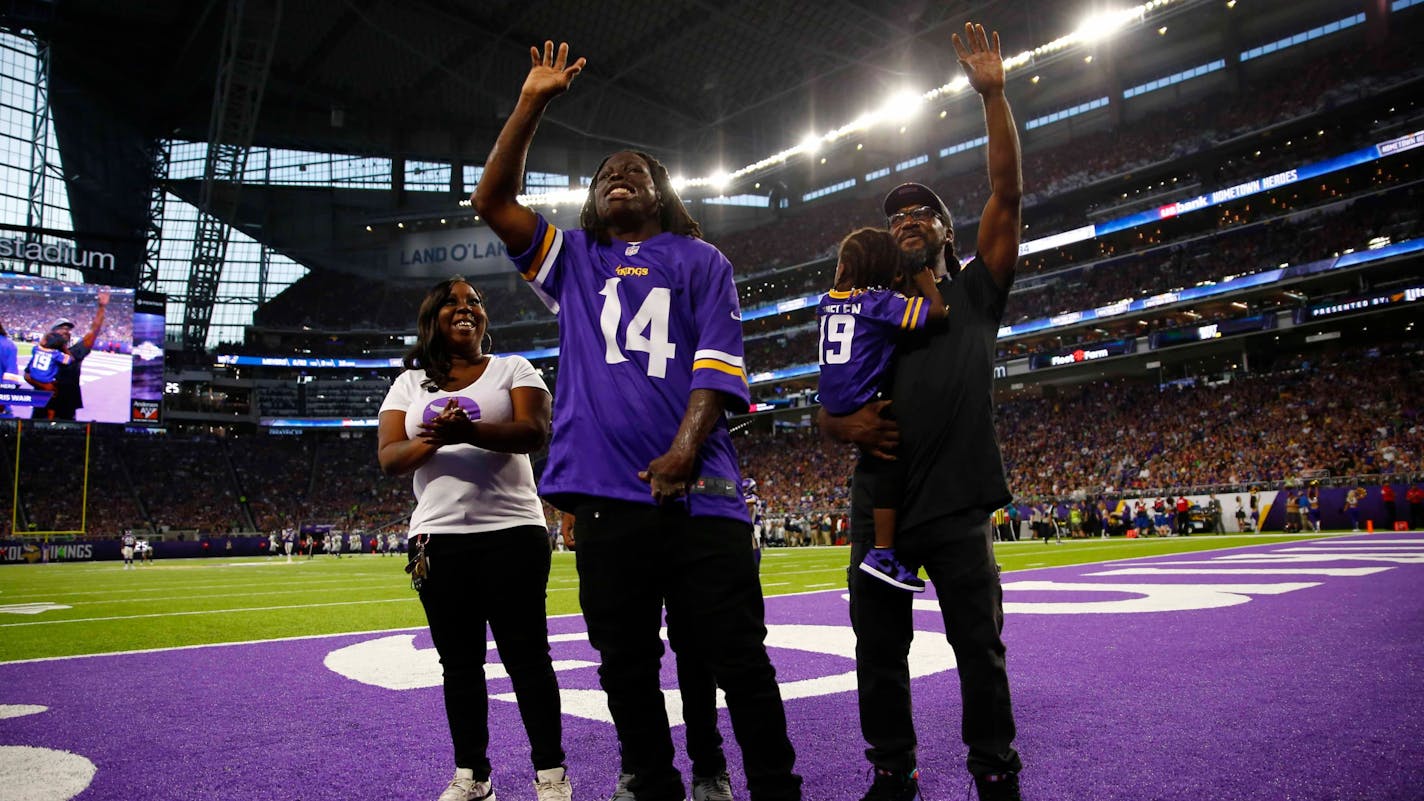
[421,395,480,425]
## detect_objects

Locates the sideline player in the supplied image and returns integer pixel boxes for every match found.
[818,22,1027,801]
[120,529,136,570]
[475,40,802,801]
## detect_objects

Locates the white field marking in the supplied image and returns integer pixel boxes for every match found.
[0,745,97,800]
[763,561,848,572]
[1153,557,1417,567]
[1279,539,1424,546]
[1281,541,1424,547]
[804,582,838,588]
[324,634,598,690]
[0,573,406,597]
[1088,566,1391,577]
[0,618,594,667]
[1206,553,1424,564]
[0,582,413,606]
[0,597,419,628]
[991,580,1319,614]
[0,603,72,615]
[0,704,48,719]
[762,582,791,587]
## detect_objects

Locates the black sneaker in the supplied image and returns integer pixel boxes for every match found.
[973,772,1021,801]
[860,768,920,801]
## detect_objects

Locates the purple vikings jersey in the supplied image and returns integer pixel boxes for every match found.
[24,346,72,385]
[816,288,929,415]
[512,214,751,523]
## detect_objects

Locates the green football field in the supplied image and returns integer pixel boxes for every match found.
[0,534,1332,662]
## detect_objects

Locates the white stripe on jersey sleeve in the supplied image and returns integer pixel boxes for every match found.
[693,348,744,367]
[528,282,560,315]
[534,228,564,287]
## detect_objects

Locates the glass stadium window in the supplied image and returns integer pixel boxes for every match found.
[864,167,891,182]
[894,155,929,172]
[1123,60,1227,99]
[704,194,771,207]
[0,31,79,281]
[802,178,856,202]
[1024,97,1110,131]
[405,160,450,190]
[1239,13,1365,61]
[526,171,570,189]
[940,136,987,159]
[154,191,308,347]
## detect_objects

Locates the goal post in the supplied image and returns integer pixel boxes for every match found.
[9,420,92,540]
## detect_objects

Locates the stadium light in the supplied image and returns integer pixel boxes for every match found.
[507,0,1187,209]
[879,90,924,123]
[1075,8,1144,44]
[709,171,731,192]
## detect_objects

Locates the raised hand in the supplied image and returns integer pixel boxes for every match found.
[951,22,1005,97]
[521,40,586,101]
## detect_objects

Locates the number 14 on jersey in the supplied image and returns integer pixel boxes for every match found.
[599,277,677,378]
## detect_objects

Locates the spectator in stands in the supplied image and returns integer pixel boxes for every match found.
[377,276,568,801]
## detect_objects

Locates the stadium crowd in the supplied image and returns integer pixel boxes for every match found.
[5,340,1421,537]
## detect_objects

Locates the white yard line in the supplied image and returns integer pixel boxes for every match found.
[0,597,418,628]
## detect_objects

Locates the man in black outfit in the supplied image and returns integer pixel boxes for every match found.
[819,22,1025,801]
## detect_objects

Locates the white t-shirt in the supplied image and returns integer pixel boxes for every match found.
[380,356,549,535]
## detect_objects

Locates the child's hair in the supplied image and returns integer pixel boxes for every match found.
[835,227,904,291]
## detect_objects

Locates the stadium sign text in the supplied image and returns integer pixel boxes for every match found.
[0,237,115,272]
[1049,347,1110,366]
[0,543,95,563]
[391,227,512,277]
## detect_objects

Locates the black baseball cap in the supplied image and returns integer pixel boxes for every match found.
[882,182,951,222]
[49,318,75,331]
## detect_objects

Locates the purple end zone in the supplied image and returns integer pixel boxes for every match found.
[1,534,1421,800]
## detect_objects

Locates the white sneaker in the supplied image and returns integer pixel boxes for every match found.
[438,775,494,801]
[534,768,573,801]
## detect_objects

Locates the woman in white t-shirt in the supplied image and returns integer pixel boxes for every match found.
[378,277,569,801]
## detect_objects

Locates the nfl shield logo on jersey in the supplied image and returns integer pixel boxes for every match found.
[625,243,640,256]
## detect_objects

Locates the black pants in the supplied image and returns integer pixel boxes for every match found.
[849,511,1022,779]
[417,526,564,779]
[573,499,801,801]
[672,632,727,779]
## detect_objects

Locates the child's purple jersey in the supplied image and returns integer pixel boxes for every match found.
[816,287,929,415]
[511,214,751,523]
[24,345,72,385]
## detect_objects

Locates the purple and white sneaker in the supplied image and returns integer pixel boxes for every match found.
[858,548,926,592]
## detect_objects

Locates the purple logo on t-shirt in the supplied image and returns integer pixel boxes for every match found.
[422,396,481,424]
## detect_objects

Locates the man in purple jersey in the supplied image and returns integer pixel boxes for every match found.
[819,23,1027,801]
[474,41,801,801]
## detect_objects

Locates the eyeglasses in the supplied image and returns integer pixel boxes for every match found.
[888,205,940,227]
